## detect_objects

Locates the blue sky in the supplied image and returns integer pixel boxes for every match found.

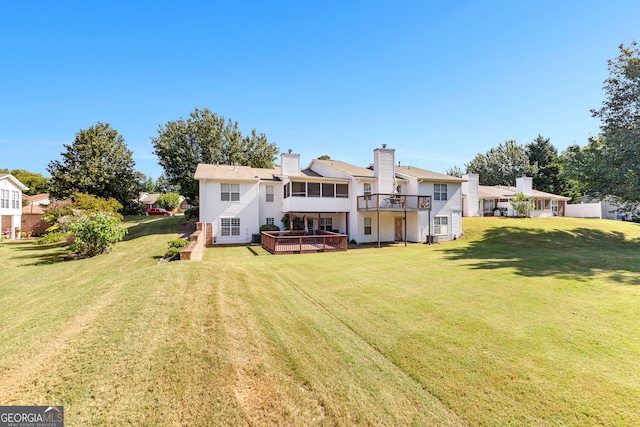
[1,1,639,180]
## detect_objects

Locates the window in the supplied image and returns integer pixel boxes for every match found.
[336,183,348,198]
[1,189,7,208]
[266,217,275,225]
[320,217,333,231]
[284,183,290,198]
[292,181,306,197]
[221,218,240,236]
[363,183,372,199]
[364,217,372,235]
[552,200,558,214]
[307,182,321,197]
[483,199,494,212]
[265,185,274,202]
[221,183,240,201]
[13,191,19,209]
[322,183,334,198]
[434,184,448,201]
[306,218,314,234]
[535,199,543,210]
[434,216,448,235]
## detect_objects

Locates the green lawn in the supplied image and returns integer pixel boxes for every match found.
[1,216,639,426]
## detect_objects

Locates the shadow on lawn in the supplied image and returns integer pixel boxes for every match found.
[122,216,183,241]
[442,226,640,285]
[8,241,69,266]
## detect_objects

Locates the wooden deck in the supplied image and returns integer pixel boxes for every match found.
[261,230,348,254]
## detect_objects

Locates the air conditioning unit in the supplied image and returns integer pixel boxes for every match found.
[426,235,439,244]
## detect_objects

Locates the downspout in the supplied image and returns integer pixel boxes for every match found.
[201,178,209,245]
[428,210,431,245]
[404,198,407,246]
[377,200,380,249]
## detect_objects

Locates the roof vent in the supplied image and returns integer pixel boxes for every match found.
[382,144,387,149]
[288,149,293,153]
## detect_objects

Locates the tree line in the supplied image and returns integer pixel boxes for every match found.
[447,41,640,212]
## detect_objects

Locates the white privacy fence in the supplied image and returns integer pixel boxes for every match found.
[565,202,603,219]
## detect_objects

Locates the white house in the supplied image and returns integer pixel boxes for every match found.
[462,173,570,218]
[195,146,466,248]
[1,174,29,240]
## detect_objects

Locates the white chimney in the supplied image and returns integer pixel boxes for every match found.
[462,173,480,217]
[281,150,300,176]
[516,176,533,195]
[373,146,395,194]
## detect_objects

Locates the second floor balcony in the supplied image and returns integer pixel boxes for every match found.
[357,194,432,212]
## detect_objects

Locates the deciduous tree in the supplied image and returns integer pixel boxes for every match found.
[152,108,279,202]
[574,41,640,211]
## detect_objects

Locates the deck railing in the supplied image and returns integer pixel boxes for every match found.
[261,230,348,254]
[357,194,432,211]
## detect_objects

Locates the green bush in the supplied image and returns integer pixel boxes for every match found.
[35,232,70,245]
[260,224,280,231]
[67,213,127,257]
[165,238,189,261]
[157,193,181,211]
[184,206,199,221]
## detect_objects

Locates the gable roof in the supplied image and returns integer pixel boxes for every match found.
[312,159,375,178]
[478,185,570,201]
[0,174,29,191]
[395,166,466,183]
[194,164,281,181]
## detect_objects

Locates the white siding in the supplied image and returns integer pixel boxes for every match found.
[200,180,261,244]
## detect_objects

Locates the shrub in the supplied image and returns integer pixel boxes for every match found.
[157,193,181,211]
[165,238,189,261]
[260,224,280,231]
[184,206,199,221]
[510,192,534,218]
[35,232,69,245]
[72,193,123,219]
[67,213,127,257]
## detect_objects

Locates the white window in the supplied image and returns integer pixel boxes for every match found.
[363,182,372,197]
[483,199,494,212]
[364,217,372,235]
[434,184,448,201]
[434,216,448,235]
[221,183,240,201]
[1,189,7,208]
[221,218,240,236]
[266,217,275,225]
[265,185,274,202]
[12,191,19,209]
[552,200,558,214]
[320,217,333,231]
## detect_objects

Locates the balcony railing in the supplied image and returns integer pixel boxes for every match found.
[261,230,348,254]
[357,194,432,211]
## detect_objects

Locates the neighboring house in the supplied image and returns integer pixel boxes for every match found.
[0,174,29,239]
[21,193,52,236]
[22,193,51,214]
[462,174,570,218]
[138,192,190,212]
[195,146,466,247]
